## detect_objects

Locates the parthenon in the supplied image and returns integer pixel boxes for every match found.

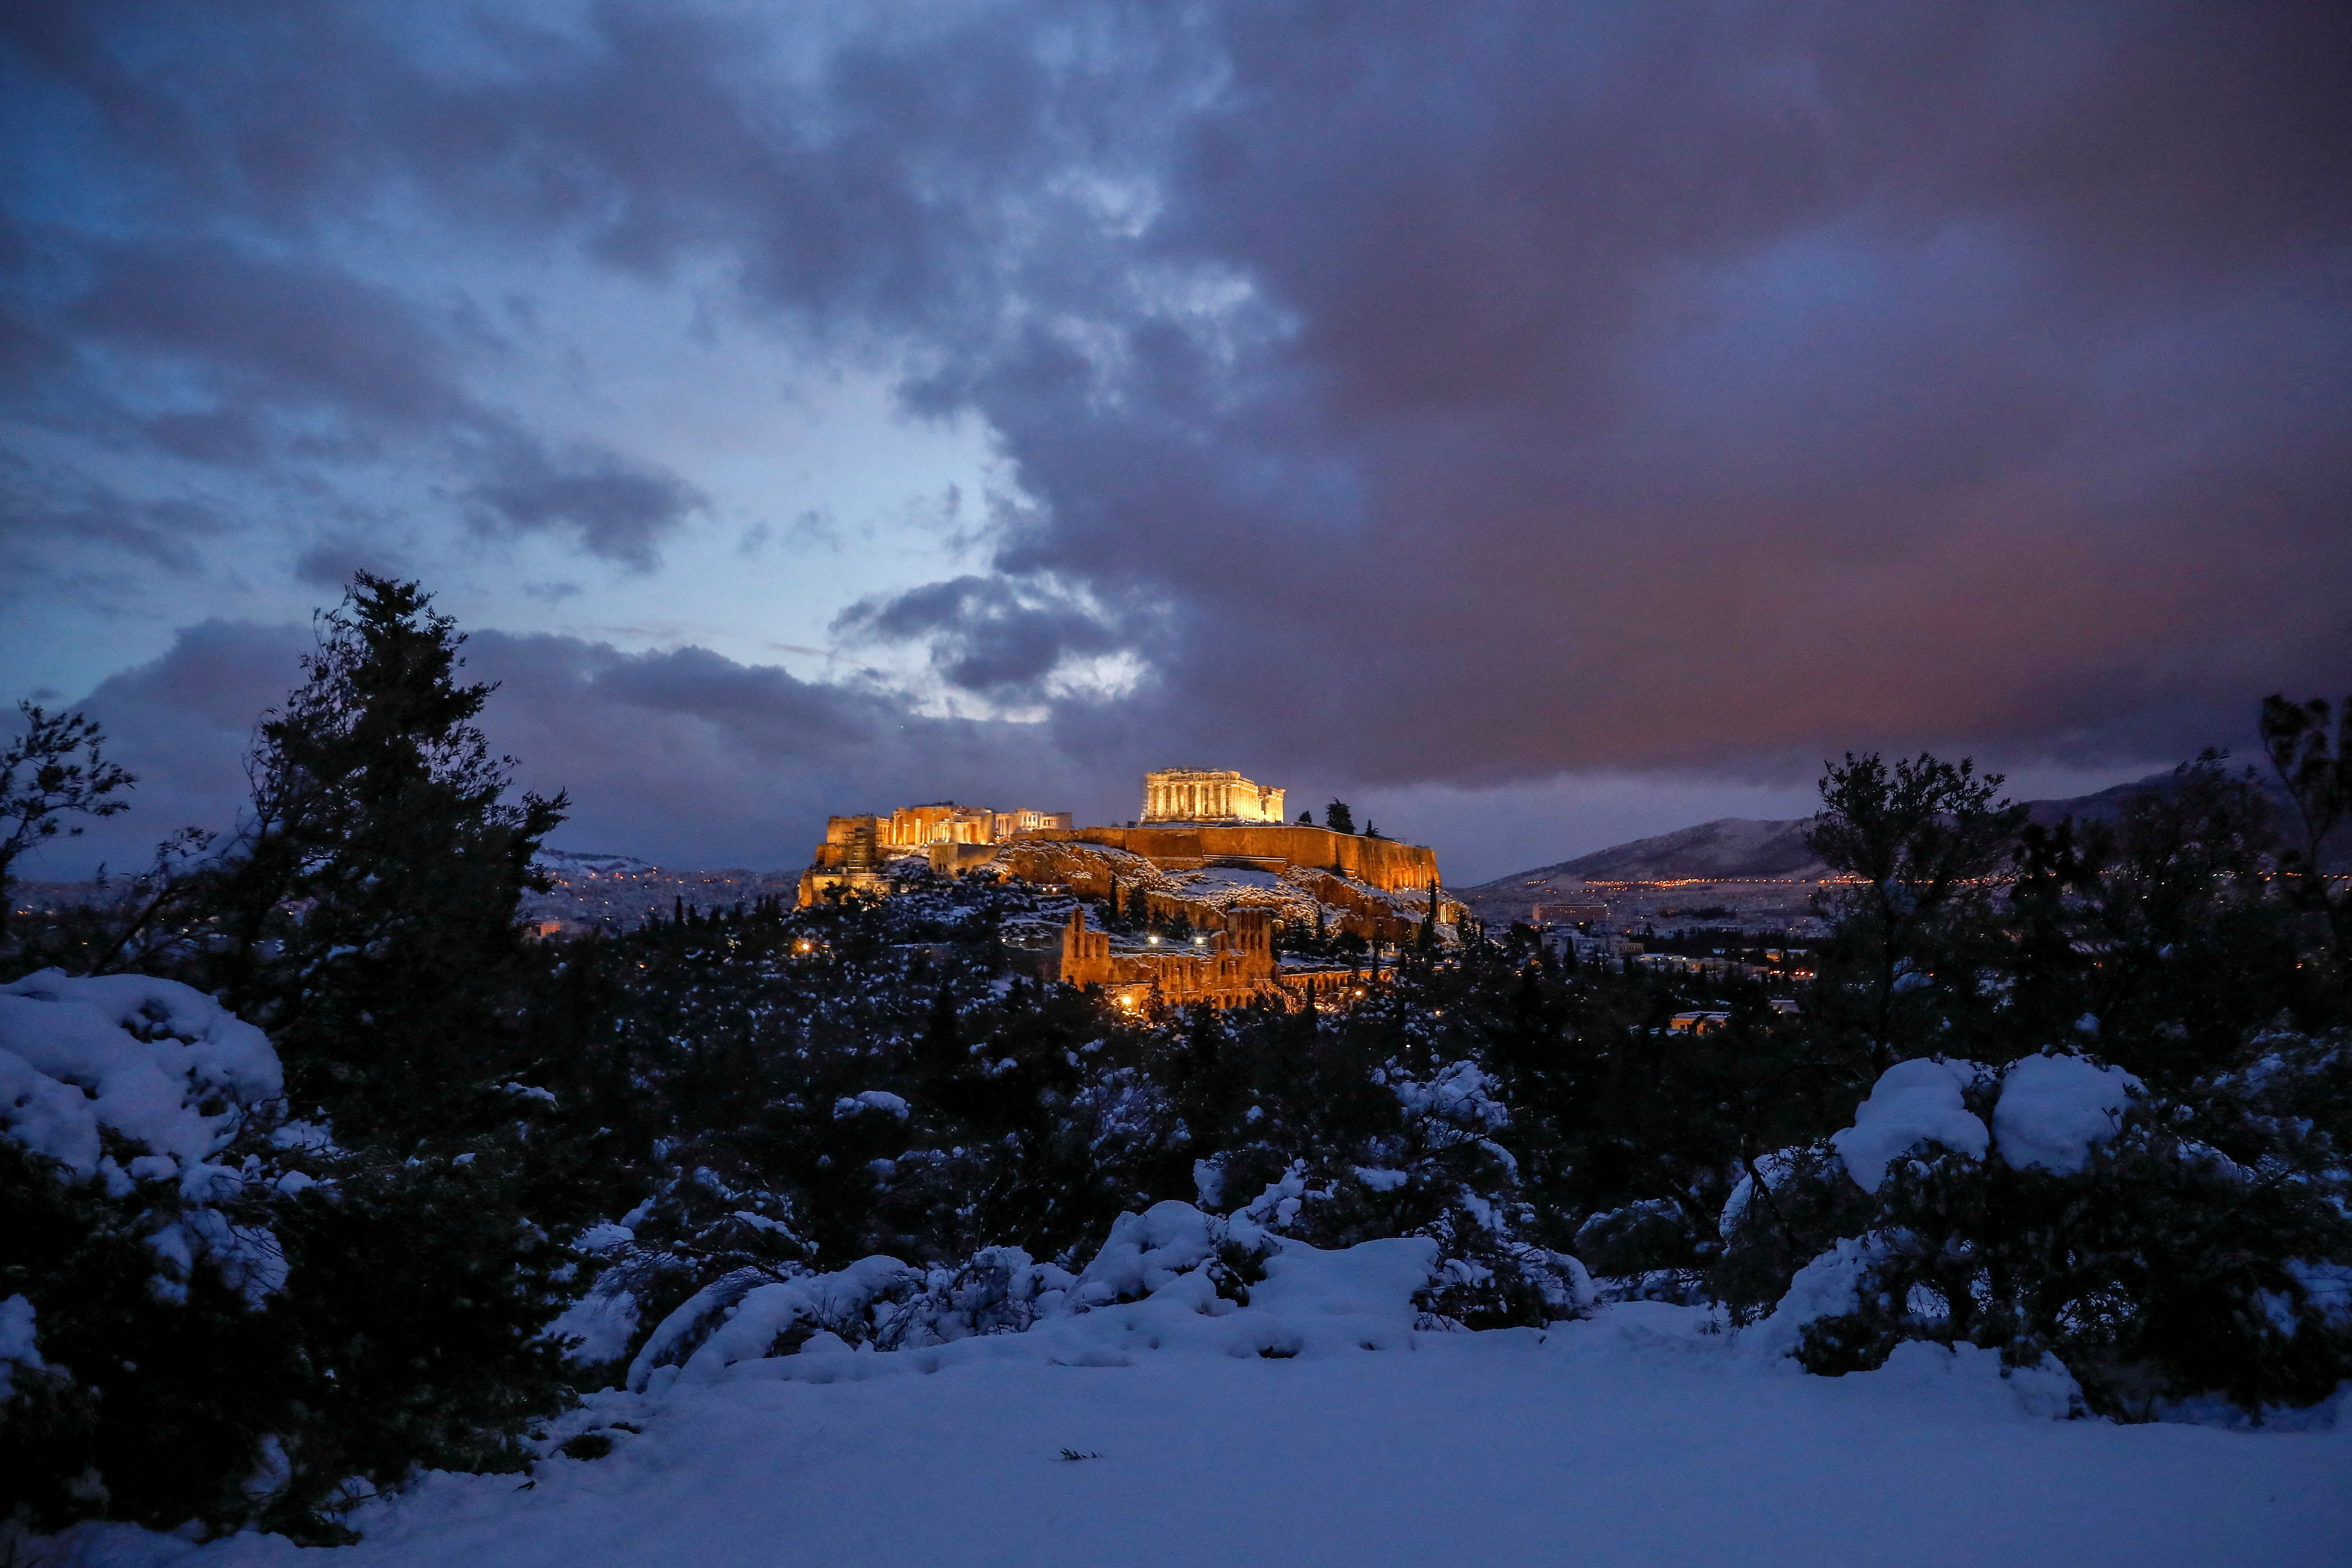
[1141,768,1286,825]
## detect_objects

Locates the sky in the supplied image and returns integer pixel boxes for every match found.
[3,1,2347,886]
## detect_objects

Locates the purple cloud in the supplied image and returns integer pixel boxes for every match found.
[2,0,2344,834]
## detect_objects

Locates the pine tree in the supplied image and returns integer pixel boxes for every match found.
[2260,693,2352,977]
[1804,752,2023,1073]
[199,573,567,1140]
[914,971,972,1117]
[0,702,134,945]
[1325,800,1355,834]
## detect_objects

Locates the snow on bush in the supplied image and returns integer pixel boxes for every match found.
[1828,1057,1987,1193]
[0,969,281,1184]
[1820,1051,2140,1199]
[1739,1043,2352,1418]
[547,1272,643,1366]
[1869,1338,2085,1423]
[613,1243,1088,1393]
[1072,1200,1220,1306]
[1739,1233,1889,1364]
[1991,1053,2140,1174]
[1387,1059,1510,1139]
[628,1255,920,1392]
[0,1293,41,1401]
[566,1194,1593,1402]
[0,969,295,1303]
[1719,1148,1800,1239]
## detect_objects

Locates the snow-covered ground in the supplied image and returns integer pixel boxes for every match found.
[47,1300,2350,1568]
[11,976,2346,1568]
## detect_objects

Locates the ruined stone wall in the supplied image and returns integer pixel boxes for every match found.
[1025,824,1439,892]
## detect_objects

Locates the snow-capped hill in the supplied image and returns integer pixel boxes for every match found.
[536,849,663,879]
[1521,816,1831,884]
[1454,772,2232,927]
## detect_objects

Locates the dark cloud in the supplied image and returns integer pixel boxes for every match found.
[2,222,708,566]
[39,620,1108,879]
[5,1,2348,823]
[72,239,466,436]
[465,440,709,572]
[834,575,1131,701]
[24,620,313,879]
[293,534,411,590]
[0,458,229,577]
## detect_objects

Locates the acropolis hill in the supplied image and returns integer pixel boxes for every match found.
[797,770,1459,986]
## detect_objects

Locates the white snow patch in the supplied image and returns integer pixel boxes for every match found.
[36,1193,2352,1568]
[1991,1053,2139,1175]
[0,971,288,1306]
[1830,1057,1988,1193]
[549,1281,641,1366]
[1741,1232,1890,1363]
[1720,1147,1801,1238]
[49,1292,2349,1568]
[0,1293,41,1401]
[0,969,281,1183]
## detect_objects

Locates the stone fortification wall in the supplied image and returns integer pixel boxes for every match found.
[1022,823,1438,893]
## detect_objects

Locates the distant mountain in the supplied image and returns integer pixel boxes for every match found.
[1455,771,2199,924]
[1512,817,1832,887]
[536,848,663,878]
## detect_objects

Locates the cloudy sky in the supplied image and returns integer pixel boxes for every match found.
[4,1,2346,884]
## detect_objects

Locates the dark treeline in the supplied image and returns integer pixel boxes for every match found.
[3,577,2348,1541]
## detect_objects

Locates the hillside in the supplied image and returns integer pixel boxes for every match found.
[1512,817,1831,886]
[1455,773,2189,928]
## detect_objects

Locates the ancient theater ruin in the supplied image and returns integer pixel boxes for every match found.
[1054,904,1293,1010]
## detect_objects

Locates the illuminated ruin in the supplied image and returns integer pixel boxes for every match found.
[1139,768,1286,824]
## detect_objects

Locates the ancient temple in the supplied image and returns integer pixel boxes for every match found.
[1140,769,1286,824]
